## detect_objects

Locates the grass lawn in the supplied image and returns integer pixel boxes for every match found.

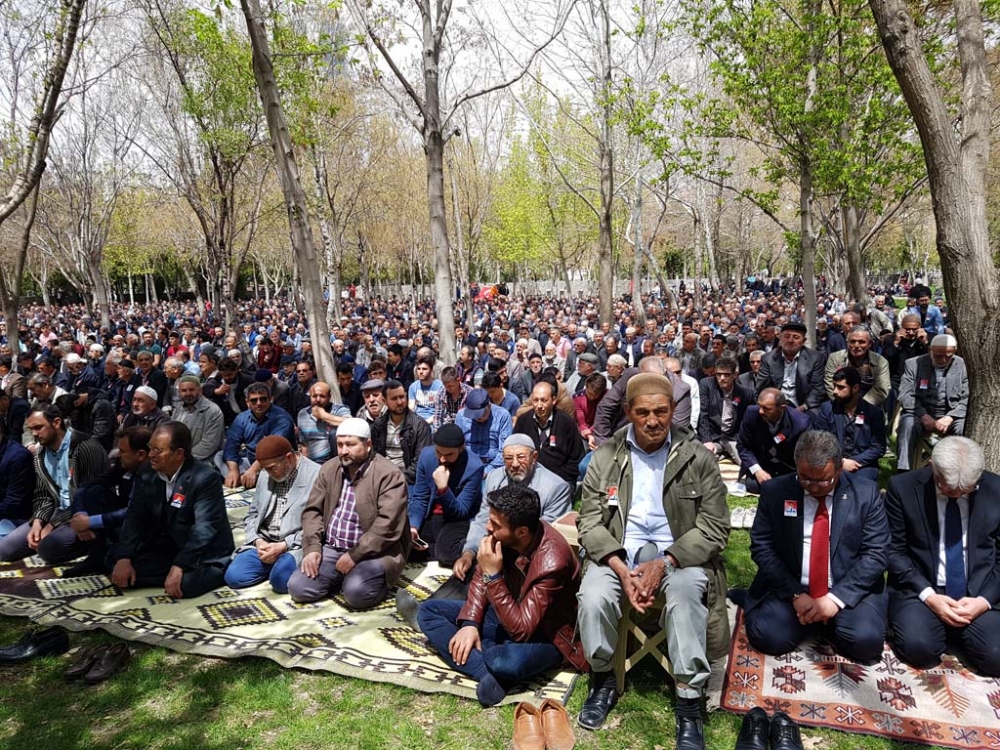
[0,457,942,749]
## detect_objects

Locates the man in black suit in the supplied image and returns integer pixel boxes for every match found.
[745,430,889,662]
[755,321,826,412]
[812,366,886,483]
[129,351,169,409]
[110,421,234,599]
[737,388,812,493]
[697,356,752,464]
[886,437,1000,676]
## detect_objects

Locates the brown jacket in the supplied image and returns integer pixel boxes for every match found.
[460,521,588,672]
[300,452,411,585]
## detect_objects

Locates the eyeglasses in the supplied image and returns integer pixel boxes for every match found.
[797,474,837,489]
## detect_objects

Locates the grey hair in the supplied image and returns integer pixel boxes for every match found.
[794,430,843,469]
[638,356,665,374]
[932,436,985,491]
[847,326,871,340]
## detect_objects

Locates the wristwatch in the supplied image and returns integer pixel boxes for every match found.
[482,571,503,584]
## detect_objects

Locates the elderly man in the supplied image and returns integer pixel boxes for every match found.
[432,366,470,432]
[297,381,350,465]
[737,350,763,393]
[813,367,886,483]
[172,375,225,463]
[0,355,26,399]
[454,389,512,474]
[823,327,890,407]
[744,431,890,663]
[286,418,410,609]
[123,385,169,431]
[417,485,585,707]
[223,382,296,489]
[755,322,826,412]
[513,381,586,486]
[886,437,1000,676]
[576,374,730,745]
[129,351,168,408]
[408,423,486,566]
[111,422,234,599]
[0,389,29,445]
[737,388,813,493]
[226,436,321,594]
[896,334,968,472]
[565,352,600,395]
[358,377,387,423]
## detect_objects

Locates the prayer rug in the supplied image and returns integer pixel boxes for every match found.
[721,609,1000,749]
[0,491,577,705]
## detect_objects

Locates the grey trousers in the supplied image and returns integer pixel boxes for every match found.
[577,563,710,699]
[286,546,388,610]
[713,438,740,465]
[896,413,964,470]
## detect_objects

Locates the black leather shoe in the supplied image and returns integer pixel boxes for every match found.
[770,711,804,750]
[84,643,131,684]
[735,707,770,750]
[675,715,705,750]
[65,646,103,681]
[0,626,70,663]
[577,673,618,730]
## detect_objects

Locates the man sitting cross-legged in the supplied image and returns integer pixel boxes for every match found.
[286,418,410,609]
[111,422,235,599]
[418,485,587,707]
[225,436,321,594]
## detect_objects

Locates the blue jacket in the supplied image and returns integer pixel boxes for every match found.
[408,446,484,529]
[906,304,946,336]
[223,405,296,463]
[812,400,886,469]
[0,437,34,522]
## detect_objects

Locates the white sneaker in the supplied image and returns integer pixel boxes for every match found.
[730,507,746,528]
[743,506,758,529]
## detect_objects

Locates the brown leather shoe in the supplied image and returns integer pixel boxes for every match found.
[65,646,102,681]
[83,643,131,684]
[540,698,576,750]
[512,702,545,750]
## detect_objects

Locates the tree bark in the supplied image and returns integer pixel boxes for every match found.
[869,0,1000,466]
[595,0,615,326]
[0,181,40,334]
[842,204,868,304]
[798,0,822,350]
[239,0,338,394]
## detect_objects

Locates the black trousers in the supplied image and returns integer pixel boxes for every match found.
[745,590,887,663]
[889,590,1000,677]
[110,544,227,599]
[410,515,469,567]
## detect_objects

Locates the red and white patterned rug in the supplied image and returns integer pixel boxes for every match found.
[721,609,1000,750]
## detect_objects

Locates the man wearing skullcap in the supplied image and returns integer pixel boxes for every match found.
[407,423,485,566]
[576,373,731,746]
[896,334,968,472]
[226,436,321,594]
[287,418,409,609]
[122,385,169,431]
[754,320,827,411]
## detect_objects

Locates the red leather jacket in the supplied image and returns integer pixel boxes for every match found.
[459,521,588,672]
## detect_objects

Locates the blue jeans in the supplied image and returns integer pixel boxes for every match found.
[224,549,298,594]
[417,599,563,686]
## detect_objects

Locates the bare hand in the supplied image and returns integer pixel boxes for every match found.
[432,464,450,492]
[70,513,92,533]
[477,535,503,576]
[300,551,321,578]
[258,542,287,565]
[312,406,329,420]
[934,417,953,434]
[224,468,242,489]
[926,594,971,627]
[754,469,772,485]
[164,565,184,598]
[587,435,598,451]
[953,596,990,622]
[335,552,356,575]
[215,383,230,395]
[842,459,861,473]
[112,559,137,588]
[630,559,665,606]
[26,519,44,549]
[240,466,259,489]
[453,551,475,581]
[448,625,481,666]
[77,529,96,542]
[803,595,840,623]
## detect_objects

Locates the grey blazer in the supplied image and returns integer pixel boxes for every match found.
[237,455,322,563]
[899,354,968,421]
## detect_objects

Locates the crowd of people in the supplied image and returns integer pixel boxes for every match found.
[0,277,996,750]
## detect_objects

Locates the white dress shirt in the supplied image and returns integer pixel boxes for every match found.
[799,491,845,609]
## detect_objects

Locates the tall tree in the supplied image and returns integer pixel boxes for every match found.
[868,0,1000,464]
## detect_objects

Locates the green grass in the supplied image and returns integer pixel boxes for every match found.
[0,490,940,750]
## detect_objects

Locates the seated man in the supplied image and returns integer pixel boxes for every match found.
[0,389,29,445]
[226,436,321,594]
[755,322,827,412]
[408,424,485,566]
[371,379,432,486]
[297,381,350,465]
[812,367,886,483]
[287,418,409,609]
[576,374,730,748]
[223,382,296,489]
[122,385,168,430]
[0,419,33,540]
[697,356,752,465]
[886,437,1000,676]
[0,405,109,563]
[513,381,586,486]
[418,485,587,706]
[172,376,225,463]
[737,388,812,493]
[896,335,968,472]
[111,422,235,599]
[454,388,512,474]
[745,431,889,663]
[823,327,890,407]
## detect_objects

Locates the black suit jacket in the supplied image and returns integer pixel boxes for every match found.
[129,367,169,408]
[747,471,889,610]
[811,399,887,469]
[756,347,827,409]
[117,459,235,570]
[697,378,753,443]
[737,405,812,477]
[886,467,1000,607]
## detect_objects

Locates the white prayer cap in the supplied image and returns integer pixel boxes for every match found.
[134,386,158,402]
[930,334,957,348]
[337,418,371,440]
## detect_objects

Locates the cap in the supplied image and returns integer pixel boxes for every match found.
[781,322,807,335]
[463,389,490,420]
[133,385,158,402]
[503,434,536,451]
[256,435,293,462]
[360,378,385,392]
[337,417,371,440]
[578,352,600,366]
[64,353,84,365]
[434,423,465,448]
[254,369,274,382]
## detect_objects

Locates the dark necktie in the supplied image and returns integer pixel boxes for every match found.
[809,498,830,599]
[944,498,966,599]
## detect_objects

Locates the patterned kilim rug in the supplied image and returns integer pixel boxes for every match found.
[721,609,1000,749]
[0,491,577,705]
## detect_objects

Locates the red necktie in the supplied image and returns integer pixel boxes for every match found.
[809,498,830,599]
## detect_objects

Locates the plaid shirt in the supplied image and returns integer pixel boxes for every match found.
[432,383,470,432]
[326,460,369,550]
[262,464,299,541]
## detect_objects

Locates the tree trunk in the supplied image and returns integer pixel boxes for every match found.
[869,0,1000,466]
[449,162,474,328]
[0,181,40,335]
[798,0,822,350]
[842,205,867,304]
[630,178,645,326]
[89,265,112,330]
[240,0,338,393]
